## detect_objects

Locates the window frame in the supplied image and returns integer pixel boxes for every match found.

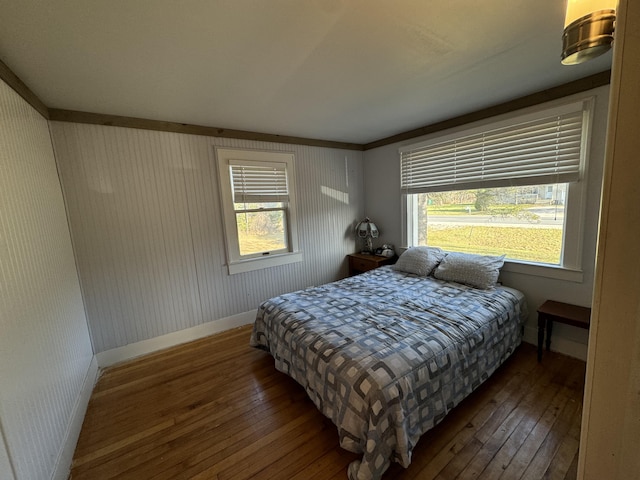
[216,147,302,275]
[400,97,595,281]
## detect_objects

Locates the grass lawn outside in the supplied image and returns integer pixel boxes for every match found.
[428,225,562,264]
[238,232,286,256]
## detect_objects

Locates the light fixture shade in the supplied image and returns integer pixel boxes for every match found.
[561,0,616,65]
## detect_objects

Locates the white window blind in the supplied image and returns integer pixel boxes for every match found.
[400,104,588,194]
[230,160,289,203]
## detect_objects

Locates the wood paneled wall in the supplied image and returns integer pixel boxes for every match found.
[0,80,93,479]
[51,122,364,353]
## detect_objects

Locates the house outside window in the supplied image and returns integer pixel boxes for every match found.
[401,98,593,275]
[216,147,302,274]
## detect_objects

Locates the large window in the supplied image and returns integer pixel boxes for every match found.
[407,185,568,264]
[217,148,301,274]
[401,98,593,274]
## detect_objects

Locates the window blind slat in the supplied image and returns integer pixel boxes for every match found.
[403,117,582,162]
[230,162,289,203]
[400,106,586,192]
[404,159,581,185]
[404,145,582,173]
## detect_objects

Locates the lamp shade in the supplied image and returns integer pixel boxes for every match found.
[562,0,616,65]
[355,217,379,254]
[355,218,379,238]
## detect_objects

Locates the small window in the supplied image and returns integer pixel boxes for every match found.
[217,148,301,274]
[401,98,593,272]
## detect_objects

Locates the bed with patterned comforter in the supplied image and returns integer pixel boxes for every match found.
[249,266,526,480]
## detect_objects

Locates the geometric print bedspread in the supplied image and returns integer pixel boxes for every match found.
[250,266,527,480]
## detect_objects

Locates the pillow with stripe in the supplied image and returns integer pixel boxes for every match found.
[433,252,505,289]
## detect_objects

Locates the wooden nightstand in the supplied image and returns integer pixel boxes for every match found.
[347,253,396,276]
[537,300,591,361]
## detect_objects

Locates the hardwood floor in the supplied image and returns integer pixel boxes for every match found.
[70,326,585,480]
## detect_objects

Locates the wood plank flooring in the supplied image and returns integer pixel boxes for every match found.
[70,326,586,480]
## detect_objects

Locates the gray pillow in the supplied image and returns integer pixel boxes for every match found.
[392,247,445,276]
[433,252,505,289]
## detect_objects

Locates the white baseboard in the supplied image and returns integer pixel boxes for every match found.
[523,325,588,361]
[96,310,257,368]
[51,355,99,480]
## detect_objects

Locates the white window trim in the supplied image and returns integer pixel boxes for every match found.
[501,260,584,283]
[400,96,595,280]
[216,147,302,275]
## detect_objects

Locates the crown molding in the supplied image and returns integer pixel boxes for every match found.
[0,58,610,151]
[47,109,364,151]
[0,58,49,119]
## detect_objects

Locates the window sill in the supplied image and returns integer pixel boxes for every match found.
[501,260,584,283]
[227,251,303,275]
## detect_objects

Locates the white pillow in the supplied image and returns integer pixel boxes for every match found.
[392,247,445,276]
[433,252,505,289]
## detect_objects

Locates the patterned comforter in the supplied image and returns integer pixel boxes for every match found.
[250,266,526,480]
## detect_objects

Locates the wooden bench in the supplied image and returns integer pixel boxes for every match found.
[537,300,591,361]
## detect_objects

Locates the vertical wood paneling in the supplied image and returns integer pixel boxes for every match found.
[52,125,204,352]
[0,425,15,480]
[0,80,93,479]
[51,123,364,353]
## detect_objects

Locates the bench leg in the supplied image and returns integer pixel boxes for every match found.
[546,319,553,352]
[537,315,545,361]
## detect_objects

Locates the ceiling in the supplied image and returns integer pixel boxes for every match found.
[0,0,612,145]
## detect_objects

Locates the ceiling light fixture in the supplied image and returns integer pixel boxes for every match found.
[561,0,616,65]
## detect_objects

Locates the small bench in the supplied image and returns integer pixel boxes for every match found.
[537,300,591,361]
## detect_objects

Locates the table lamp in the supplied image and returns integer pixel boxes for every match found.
[355,217,379,254]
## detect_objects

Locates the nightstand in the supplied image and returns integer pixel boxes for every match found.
[347,253,396,276]
[537,300,591,361]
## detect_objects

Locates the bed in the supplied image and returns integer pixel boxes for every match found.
[250,251,526,480]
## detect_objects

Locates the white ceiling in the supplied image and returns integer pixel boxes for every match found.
[0,0,612,144]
